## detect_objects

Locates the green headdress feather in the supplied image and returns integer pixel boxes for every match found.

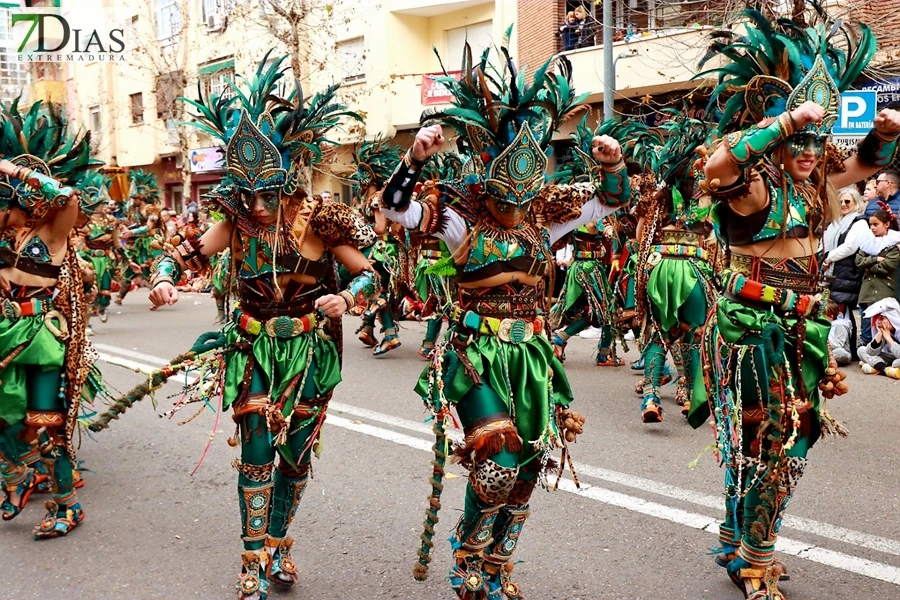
[77,169,113,216]
[698,5,876,134]
[551,114,662,184]
[421,25,588,205]
[128,167,161,204]
[0,98,101,219]
[351,135,403,201]
[421,151,465,182]
[180,49,362,197]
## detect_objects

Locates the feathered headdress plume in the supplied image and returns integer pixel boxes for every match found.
[351,134,403,200]
[128,167,161,204]
[180,49,362,197]
[698,5,876,133]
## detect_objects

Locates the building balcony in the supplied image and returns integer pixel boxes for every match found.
[561,27,714,105]
[389,0,492,17]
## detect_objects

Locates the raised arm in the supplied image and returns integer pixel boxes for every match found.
[831,109,900,190]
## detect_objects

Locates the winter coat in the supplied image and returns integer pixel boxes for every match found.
[856,244,900,305]
[827,215,869,306]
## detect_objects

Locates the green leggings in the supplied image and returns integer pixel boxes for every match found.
[0,367,74,504]
[642,282,707,404]
[238,364,319,550]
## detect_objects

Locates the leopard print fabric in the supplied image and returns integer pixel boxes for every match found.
[232,459,275,483]
[782,456,807,492]
[309,202,376,249]
[533,182,595,224]
[470,459,519,506]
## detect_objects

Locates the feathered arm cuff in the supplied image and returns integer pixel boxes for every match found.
[129,225,150,237]
[382,152,426,211]
[857,129,900,168]
[723,114,794,169]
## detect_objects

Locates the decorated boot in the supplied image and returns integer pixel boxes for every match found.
[266,536,299,587]
[449,506,502,599]
[551,330,569,362]
[641,391,663,423]
[237,549,270,600]
[483,504,530,600]
[373,326,401,356]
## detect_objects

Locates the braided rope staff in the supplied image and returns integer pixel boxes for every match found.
[87,331,226,432]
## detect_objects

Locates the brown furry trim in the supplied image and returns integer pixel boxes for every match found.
[453,423,523,469]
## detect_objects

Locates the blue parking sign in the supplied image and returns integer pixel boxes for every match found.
[832,91,877,135]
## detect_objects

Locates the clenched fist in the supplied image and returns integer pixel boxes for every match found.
[591,135,622,164]
[149,282,178,307]
[315,294,348,319]
[411,125,444,162]
[875,108,900,135]
[788,101,824,130]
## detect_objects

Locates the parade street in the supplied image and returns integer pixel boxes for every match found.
[0,292,897,600]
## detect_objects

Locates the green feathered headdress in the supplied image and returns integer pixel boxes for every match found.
[421,25,588,206]
[180,49,362,197]
[351,135,403,201]
[550,113,662,184]
[421,151,465,182]
[128,167,161,204]
[0,98,101,222]
[698,5,876,134]
[77,169,113,216]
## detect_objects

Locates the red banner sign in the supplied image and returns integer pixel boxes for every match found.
[421,71,462,106]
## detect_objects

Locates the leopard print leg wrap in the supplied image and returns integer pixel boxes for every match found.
[470,459,519,506]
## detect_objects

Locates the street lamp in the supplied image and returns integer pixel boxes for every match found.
[604,52,642,120]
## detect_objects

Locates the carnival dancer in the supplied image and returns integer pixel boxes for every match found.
[0,100,102,539]
[379,39,630,599]
[548,116,653,367]
[409,152,464,358]
[689,9,900,599]
[633,113,718,423]
[351,137,404,355]
[117,168,163,303]
[143,54,377,599]
[78,191,123,325]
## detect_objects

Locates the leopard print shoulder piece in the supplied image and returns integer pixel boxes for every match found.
[309,201,376,249]
[532,182,595,224]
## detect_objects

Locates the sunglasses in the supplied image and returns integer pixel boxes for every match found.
[841,199,853,205]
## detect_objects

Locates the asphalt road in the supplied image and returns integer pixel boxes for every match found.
[1,291,898,600]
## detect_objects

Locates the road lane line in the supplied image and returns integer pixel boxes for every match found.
[96,345,900,565]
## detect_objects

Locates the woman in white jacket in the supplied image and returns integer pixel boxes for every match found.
[823,187,871,358]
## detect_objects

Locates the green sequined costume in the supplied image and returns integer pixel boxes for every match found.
[0,99,103,540]
[687,9,898,599]
[380,33,632,599]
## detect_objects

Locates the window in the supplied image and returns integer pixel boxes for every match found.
[202,68,234,100]
[446,21,493,63]
[337,37,365,85]
[89,104,101,133]
[130,93,144,125]
[202,0,235,21]
[0,8,28,105]
[168,184,184,213]
[155,0,182,41]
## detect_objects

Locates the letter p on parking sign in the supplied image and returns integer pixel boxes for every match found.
[833,91,877,135]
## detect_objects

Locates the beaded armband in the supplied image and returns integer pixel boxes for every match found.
[725,114,794,169]
[14,170,73,215]
[129,225,149,237]
[707,167,759,202]
[150,255,181,289]
[593,160,630,207]
[174,237,209,273]
[856,129,900,168]
[382,153,425,211]
[338,269,381,312]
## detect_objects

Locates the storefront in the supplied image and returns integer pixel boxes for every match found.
[161,156,184,213]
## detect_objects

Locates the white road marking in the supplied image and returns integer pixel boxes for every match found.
[95,344,900,584]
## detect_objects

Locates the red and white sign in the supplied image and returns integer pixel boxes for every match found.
[421,71,462,106]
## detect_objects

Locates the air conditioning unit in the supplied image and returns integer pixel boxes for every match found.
[207,14,224,32]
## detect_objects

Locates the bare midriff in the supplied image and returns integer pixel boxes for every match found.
[458,272,541,289]
[730,235,818,259]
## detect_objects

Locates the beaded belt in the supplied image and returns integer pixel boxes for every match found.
[722,269,825,317]
[0,297,55,320]
[659,230,705,247]
[450,305,544,344]
[646,244,708,266]
[421,249,446,260]
[0,297,68,339]
[87,249,108,257]
[574,249,607,260]
[233,307,320,339]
